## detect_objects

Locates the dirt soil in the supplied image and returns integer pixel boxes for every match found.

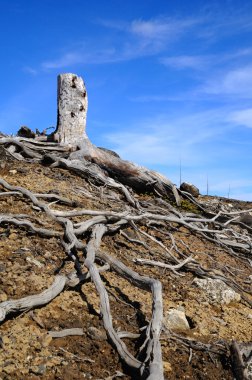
[0,153,251,379]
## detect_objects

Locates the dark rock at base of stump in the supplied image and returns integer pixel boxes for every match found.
[17,126,35,139]
[238,214,252,227]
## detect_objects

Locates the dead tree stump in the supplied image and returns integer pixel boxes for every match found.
[55,73,88,145]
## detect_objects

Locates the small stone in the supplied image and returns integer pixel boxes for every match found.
[193,278,241,305]
[26,256,44,268]
[0,293,8,302]
[0,263,6,272]
[163,361,172,372]
[9,169,17,175]
[31,364,46,375]
[44,251,51,259]
[46,357,62,367]
[3,364,16,374]
[87,326,107,341]
[212,317,227,326]
[9,233,17,240]
[163,308,190,332]
[198,324,209,336]
[41,333,52,347]
[2,336,10,345]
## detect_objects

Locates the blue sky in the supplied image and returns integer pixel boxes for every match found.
[1,0,252,200]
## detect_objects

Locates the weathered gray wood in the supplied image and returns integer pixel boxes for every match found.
[55,73,88,145]
[0,276,67,322]
[49,328,84,338]
[97,250,164,380]
[84,224,143,370]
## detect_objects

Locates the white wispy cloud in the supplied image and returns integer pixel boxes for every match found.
[42,52,82,70]
[129,17,199,42]
[160,55,209,70]
[98,102,252,200]
[229,108,252,128]
[129,94,188,102]
[40,16,202,70]
[204,65,252,97]
[22,66,38,76]
[103,108,231,167]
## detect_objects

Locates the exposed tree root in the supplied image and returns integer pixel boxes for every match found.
[0,136,252,379]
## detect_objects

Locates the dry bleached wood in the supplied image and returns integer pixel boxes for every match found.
[0,73,251,379]
[0,178,165,377]
[49,328,84,338]
[0,276,67,322]
[55,73,88,145]
[0,75,181,205]
[97,250,164,380]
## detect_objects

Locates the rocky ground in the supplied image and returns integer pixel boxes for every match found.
[0,149,251,379]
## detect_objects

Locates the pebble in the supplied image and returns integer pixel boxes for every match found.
[87,326,107,341]
[40,333,52,348]
[163,361,172,372]
[31,364,47,375]
[212,317,227,326]
[163,308,190,332]
[0,263,6,272]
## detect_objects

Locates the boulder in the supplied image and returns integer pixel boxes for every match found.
[193,278,241,305]
[238,214,252,227]
[17,126,35,138]
[180,182,200,197]
[163,308,190,332]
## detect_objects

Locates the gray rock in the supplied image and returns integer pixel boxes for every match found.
[193,278,241,305]
[212,317,227,326]
[163,308,190,332]
[31,364,47,375]
[87,326,107,341]
[238,214,252,227]
[180,182,200,197]
[17,126,35,138]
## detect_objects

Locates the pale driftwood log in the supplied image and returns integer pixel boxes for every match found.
[97,250,164,380]
[49,328,84,338]
[84,224,143,371]
[0,72,252,378]
[44,155,138,207]
[0,214,61,237]
[0,264,111,324]
[134,256,195,275]
[0,276,67,322]
[0,176,251,376]
[1,176,251,264]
